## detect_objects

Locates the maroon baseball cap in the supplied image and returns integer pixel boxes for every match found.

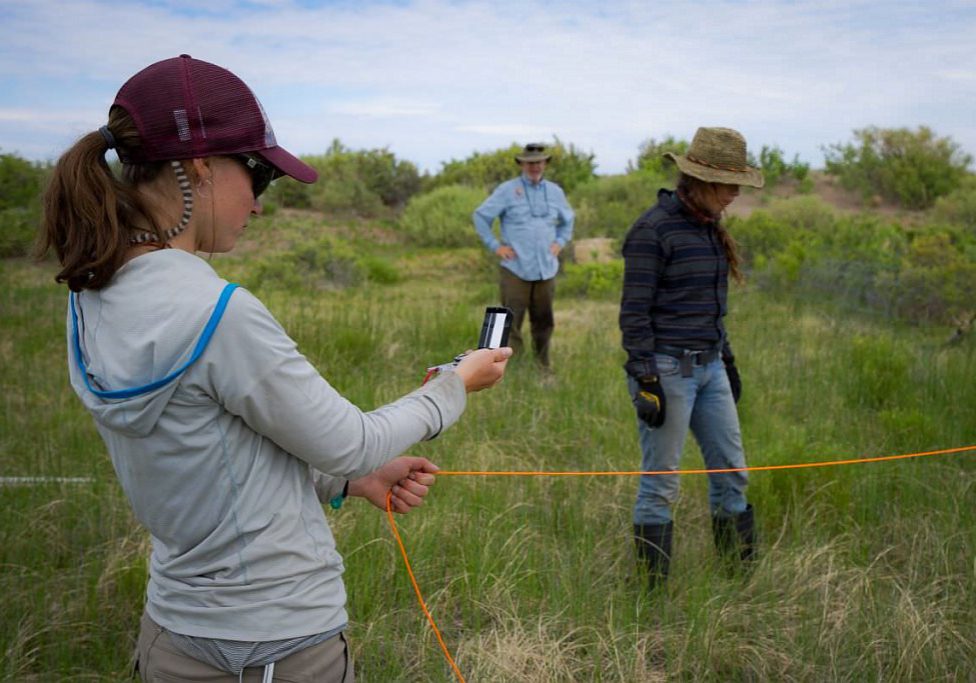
[112,54,317,184]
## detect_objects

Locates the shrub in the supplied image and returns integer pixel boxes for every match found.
[397,184,485,248]
[628,136,689,181]
[269,139,421,216]
[569,171,666,242]
[0,206,42,258]
[560,260,624,299]
[823,126,972,209]
[247,237,399,291]
[749,145,810,187]
[0,152,47,257]
[932,181,976,234]
[877,232,976,324]
[429,137,597,194]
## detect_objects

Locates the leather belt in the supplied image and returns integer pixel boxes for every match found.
[655,344,721,377]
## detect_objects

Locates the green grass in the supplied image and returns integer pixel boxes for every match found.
[1,217,975,681]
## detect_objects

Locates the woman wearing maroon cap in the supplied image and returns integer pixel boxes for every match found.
[40,56,511,682]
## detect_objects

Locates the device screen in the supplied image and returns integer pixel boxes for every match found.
[478,307,513,349]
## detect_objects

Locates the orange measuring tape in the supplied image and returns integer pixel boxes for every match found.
[385,444,976,682]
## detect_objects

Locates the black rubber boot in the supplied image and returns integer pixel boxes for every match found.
[712,504,756,565]
[634,521,673,591]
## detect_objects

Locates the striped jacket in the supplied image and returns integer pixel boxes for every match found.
[619,189,735,379]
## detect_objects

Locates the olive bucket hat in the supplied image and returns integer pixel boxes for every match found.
[515,142,552,163]
[663,127,764,188]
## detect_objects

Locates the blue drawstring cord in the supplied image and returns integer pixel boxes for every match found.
[70,283,239,399]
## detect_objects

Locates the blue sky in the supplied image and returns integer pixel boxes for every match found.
[1,0,974,174]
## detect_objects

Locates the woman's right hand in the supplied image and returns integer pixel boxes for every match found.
[454,347,512,392]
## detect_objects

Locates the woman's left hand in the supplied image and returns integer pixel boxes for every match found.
[348,457,439,514]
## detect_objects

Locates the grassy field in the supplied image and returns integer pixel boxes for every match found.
[1,211,974,681]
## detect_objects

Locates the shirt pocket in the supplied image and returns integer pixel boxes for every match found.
[506,203,531,224]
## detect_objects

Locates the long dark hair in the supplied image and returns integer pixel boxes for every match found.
[676,173,743,283]
[39,107,169,292]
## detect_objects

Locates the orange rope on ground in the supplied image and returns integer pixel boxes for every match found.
[386,491,468,683]
[386,444,976,682]
[435,443,976,477]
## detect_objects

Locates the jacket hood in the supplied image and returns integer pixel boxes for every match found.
[66,250,233,438]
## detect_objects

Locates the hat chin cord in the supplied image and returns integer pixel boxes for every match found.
[129,161,193,244]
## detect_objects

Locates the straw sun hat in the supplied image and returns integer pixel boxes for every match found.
[663,127,764,188]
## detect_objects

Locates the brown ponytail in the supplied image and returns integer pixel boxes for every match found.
[39,107,168,291]
[676,173,744,284]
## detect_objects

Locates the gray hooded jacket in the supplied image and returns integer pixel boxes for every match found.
[67,249,466,641]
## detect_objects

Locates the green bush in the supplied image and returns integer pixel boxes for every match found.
[247,237,398,291]
[628,136,688,180]
[429,138,597,194]
[569,171,667,242]
[560,260,624,299]
[0,152,47,257]
[823,126,972,209]
[876,232,976,324]
[932,181,976,234]
[397,184,485,248]
[749,145,810,187]
[269,139,421,217]
[0,206,42,258]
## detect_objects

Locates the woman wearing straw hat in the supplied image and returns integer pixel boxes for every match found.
[619,127,763,591]
[40,55,510,681]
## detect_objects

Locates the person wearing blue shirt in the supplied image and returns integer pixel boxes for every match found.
[473,143,575,369]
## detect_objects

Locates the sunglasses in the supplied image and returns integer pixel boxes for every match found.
[232,153,278,198]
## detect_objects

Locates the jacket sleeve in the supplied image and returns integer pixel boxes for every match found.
[200,288,466,481]
[619,217,665,379]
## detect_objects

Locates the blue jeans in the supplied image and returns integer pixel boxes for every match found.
[629,353,749,526]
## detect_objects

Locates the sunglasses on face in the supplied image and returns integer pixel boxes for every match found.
[232,153,278,198]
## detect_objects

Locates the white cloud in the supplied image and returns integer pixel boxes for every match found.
[1,0,974,172]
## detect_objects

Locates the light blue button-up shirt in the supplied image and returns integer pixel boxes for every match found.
[473,174,575,282]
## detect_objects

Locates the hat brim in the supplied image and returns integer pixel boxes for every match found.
[515,154,551,163]
[256,146,318,184]
[663,153,764,189]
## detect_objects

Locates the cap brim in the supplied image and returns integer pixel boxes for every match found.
[256,146,318,184]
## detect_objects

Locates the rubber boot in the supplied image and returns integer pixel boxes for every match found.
[634,521,673,591]
[712,504,756,565]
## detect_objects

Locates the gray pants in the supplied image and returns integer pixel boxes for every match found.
[137,611,354,682]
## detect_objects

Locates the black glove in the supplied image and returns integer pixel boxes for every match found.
[725,362,742,403]
[633,375,666,428]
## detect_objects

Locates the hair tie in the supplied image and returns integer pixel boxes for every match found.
[98,125,117,150]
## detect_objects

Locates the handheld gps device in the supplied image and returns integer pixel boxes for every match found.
[477,306,513,349]
[425,306,513,376]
